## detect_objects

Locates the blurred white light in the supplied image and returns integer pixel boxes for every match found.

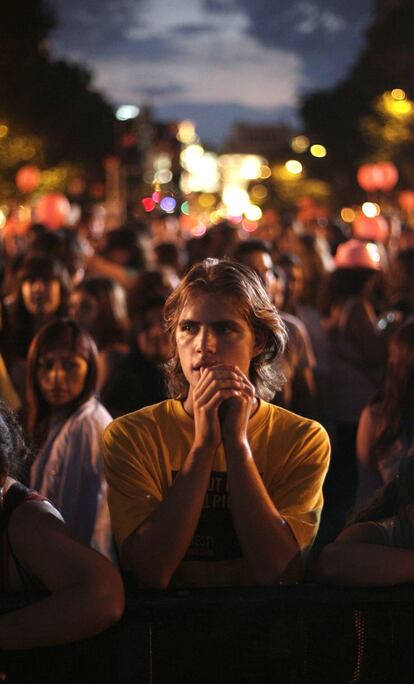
[223,187,250,215]
[116,105,140,121]
[181,151,219,193]
[155,169,173,184]
[153,153,172,170]
[180,144,204,171]
[366,242,381,265]
[362,202,380,218]
[245,205,262,221]
[240,156,262,180]
[285,160,303,175]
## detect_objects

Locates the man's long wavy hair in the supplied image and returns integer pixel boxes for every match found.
[163,258,287,401]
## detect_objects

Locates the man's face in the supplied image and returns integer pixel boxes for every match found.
[176,292,260,392]
[239,250,275,294]
[137,306,171,363]
[285,265,304,302]
[271,277,286,311]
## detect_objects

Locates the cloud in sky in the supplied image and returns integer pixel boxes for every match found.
[49,0,373,142]
[53,0,304,111]
[234,0,373,87]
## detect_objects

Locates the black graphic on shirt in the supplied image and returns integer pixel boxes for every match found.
[171,470,242,562]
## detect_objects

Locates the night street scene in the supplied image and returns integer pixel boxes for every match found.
[1,1,414,681]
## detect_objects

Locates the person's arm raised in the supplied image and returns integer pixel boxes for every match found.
[0,501,124,650]
[220,368,300,585]
[122,366,243,589]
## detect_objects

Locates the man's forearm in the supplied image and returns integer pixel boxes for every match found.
[123,445,214,589]
[225,441,300,585]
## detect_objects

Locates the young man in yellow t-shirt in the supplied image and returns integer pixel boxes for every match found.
[103,258,330,588]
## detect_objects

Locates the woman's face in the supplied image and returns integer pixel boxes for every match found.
[21,277,61,317]
[36,348,89,408]
[69,291,99,334]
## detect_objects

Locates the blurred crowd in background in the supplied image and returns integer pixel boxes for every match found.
[0,198,413,548]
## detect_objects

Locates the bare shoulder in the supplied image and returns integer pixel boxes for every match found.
[8,499,121,592]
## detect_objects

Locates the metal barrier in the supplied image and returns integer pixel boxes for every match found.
[2,584,414,683]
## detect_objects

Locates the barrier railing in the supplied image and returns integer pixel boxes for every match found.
[2,583,414,683]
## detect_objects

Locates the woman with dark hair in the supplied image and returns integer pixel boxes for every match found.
[27,319,114,560]
[316,454,414,586]
[3,254,72,402]
[104,258,330,589]
[69,276,130,390]
[6,254,71,359]
[0,400,124,649]
[357,319,414,501]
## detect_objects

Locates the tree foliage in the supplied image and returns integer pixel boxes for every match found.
[0,0,115,182]
[301,0,414,205]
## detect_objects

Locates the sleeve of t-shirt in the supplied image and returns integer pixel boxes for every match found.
[0,353,21,410]
[103,415,165,555]
[269,421,330,555]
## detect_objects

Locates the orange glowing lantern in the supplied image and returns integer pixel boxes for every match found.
[35,193,71,230]
[353,215,389,243]
[376,162,398,191]
[357,162,398,192]
[356,164,383,192]
[399,190,414,213]
[16,165,40,193]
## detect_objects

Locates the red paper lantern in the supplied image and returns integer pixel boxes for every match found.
[353,215,389,243]
[15,165,40,193]
[35,193,71,230]
[399,190,414,213]
[357,164,383,192]
[357,162,399,192]
[376,161,398,191]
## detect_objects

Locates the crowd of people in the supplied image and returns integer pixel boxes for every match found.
[0,203,413,653]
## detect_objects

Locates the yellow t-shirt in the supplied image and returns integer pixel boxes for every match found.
[0,354,21,411]
[103,399,330,587]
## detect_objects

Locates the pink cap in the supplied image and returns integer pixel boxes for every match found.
[335,240,382,270]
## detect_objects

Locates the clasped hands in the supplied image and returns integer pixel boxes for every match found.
[192,364,256,451]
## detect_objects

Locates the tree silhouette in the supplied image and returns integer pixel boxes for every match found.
[301,0,414,204]
[0,0,114,181]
